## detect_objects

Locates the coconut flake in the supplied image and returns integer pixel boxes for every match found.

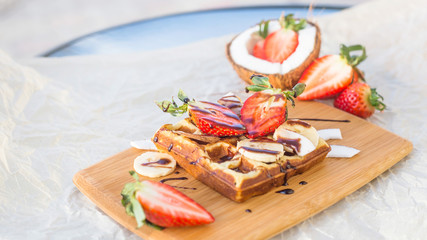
[327,145,360,158]
[317,129,343,140]
[130,139,157,150]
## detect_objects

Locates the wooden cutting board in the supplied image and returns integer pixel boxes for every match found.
[73,100,412,240]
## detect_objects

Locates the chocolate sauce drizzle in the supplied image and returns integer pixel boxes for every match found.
[189,102,245,130]
[240,146,280,155]
[276,188,294,195]
[159,177,196,190]
[289,118,350,123]
[141,158,172,168]
[218,155,233,163]
[218,94,242,110]
[276,137,301,153]
[299,181,308,185]
[245,209,252,213]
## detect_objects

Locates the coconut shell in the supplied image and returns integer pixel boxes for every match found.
[226,21,321,90]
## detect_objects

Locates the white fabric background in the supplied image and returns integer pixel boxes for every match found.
[0,0,426,239]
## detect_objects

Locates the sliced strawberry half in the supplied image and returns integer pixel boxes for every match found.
[156,90,246,137]
[241,90,287,138]
[252,20,269,60]
[253,40,267,60]
[188,101,246,136]
[241,75,305,138]
[264,14,306,63]
[264,29,298,63]
[297,44,367,100]
[122,171,214,228]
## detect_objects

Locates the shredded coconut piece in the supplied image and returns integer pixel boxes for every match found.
[318,129,343,140]
[327,145,360,158]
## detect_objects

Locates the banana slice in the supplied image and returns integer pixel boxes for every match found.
[134,152,176,178]
[237,138,284,163]
[273,120,319,156]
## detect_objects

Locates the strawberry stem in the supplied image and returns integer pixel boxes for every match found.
[283,83,306,107]
[257,20,270,39]
[156,89,190,116]
[279,13,306,32]
[369,88,386,111]
[121,171,146,228]
[246,74,305,107]
[340,44,367,67]
[121,171,164,230]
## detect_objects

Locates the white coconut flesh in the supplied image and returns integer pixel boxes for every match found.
[229,20,317,75]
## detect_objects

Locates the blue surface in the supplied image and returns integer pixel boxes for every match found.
[43,6,344,57]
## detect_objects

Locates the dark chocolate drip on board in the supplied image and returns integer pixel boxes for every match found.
[160,177,188,183]
[289,118,350,123]
[276,188,294,195]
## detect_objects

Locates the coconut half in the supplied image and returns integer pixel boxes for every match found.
[226,20,321,90]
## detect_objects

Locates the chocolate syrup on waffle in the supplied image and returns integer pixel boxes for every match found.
[218,155,233,163]
[286,161,297,170]
[168,144,173,152]
[276,188,294,195]
[276,137,301,153]
[240,146,280,155]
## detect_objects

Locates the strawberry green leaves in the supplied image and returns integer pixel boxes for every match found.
[340,44,367,67]
[246,74,306,106]
[155,89,191,116]
[368,88,386,111]
[121,171,147,228]
[258,20,270,39]
[245,75,272,92]
[241,75,306,138]
[280,13,306,32]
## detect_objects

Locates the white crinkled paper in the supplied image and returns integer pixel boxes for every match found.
[1,0,427,239]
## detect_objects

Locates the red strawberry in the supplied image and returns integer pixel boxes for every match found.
[122,171,214,228]
[334,82,385,118]
[188,101,246,136]
[264,14,306,63]
[253,40,267,60]
[252,20,269,60]
[156,90,246,137]
[241,75,305,138]
[297,44,367,100]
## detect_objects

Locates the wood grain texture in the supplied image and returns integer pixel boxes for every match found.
[73,100,412,240]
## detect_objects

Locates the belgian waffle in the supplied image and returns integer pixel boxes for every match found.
[152,118,330,202]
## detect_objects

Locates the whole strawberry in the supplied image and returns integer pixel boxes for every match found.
[334,82,386,118]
